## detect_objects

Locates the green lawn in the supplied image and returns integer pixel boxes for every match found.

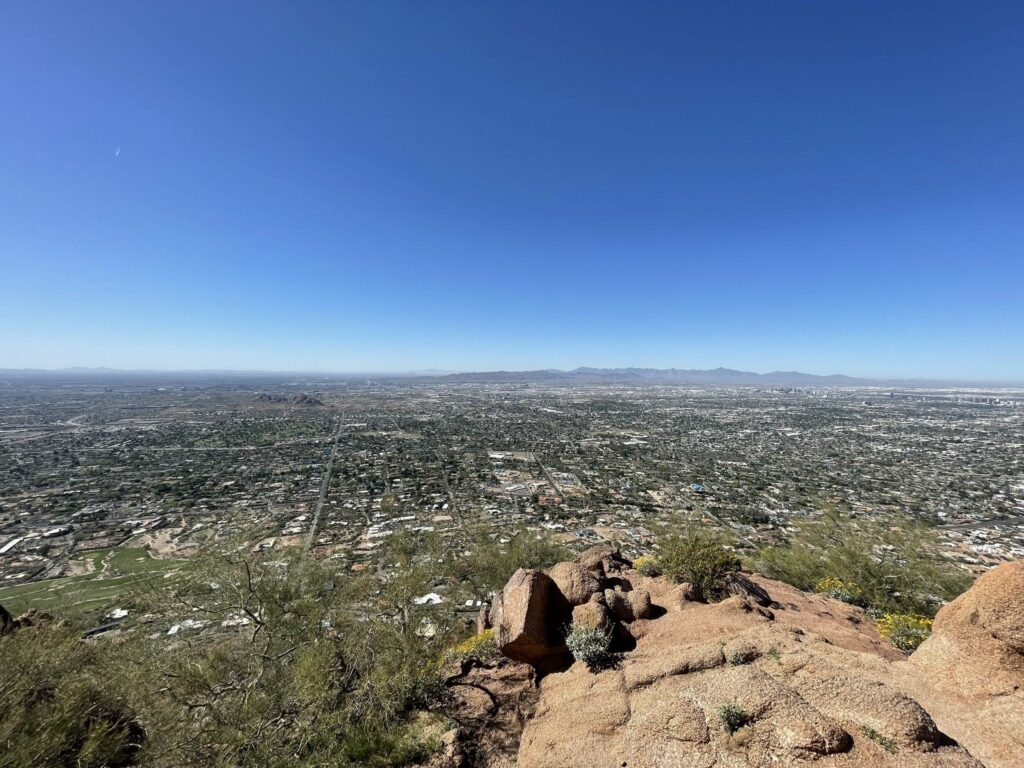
[0,547,187,623]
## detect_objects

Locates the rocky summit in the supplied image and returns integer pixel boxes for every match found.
[436,549,1024,768]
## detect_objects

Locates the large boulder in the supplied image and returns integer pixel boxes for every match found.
[912,559,1024,696]
[577,545,632,579]
[627,588,653,620]
[493,569,572,666]
[898,561,1024,768]
[476,602,491,634]
[605,589,634,622]
[546,561,602,606]
[572,600,612,634]
[723,572,773,607]
[513,571,982,768]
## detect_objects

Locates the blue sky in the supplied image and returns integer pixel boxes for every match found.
[2,2,1022,379]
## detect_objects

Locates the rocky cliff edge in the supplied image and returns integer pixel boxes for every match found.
[436,550,1023,768]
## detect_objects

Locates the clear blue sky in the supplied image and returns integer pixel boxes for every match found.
[2,2,1022,379]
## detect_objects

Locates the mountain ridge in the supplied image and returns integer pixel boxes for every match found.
[0,367,1019,388]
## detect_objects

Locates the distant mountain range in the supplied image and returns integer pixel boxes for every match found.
[413,367,878,386]
[0,366,1018,388]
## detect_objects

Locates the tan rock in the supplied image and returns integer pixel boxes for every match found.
[493,568,571,666]
[474,558,1019,768]
[904,560,1024,768]
[572,600,612,634]
[912,559,1024,695]
[476,602,491,634]
[672,581,703,604]
[546,561,602,606]
[627,587,653,620]
[604,588,633,622]
[577,544,630,579]
[786,658,942,751]
[510,567,985,768]
[437,656,537,768]
[517,667,631,768]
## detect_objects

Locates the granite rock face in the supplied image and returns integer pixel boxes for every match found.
[451,557,1024,768]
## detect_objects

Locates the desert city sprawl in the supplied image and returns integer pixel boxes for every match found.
[1,372,1021,628]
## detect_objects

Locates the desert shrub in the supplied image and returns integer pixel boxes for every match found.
[876,613,932,652]
[861,725,899,753]
[445,526,570,600]
[0,528,578,768]
[339,726,441,767]
[0,623,143,768]
[633,554,661,577]
[717,703,750,733]
[657,531,740,600]
[750,511,970,617]
[125,546,454,767]
[443,628,499,663]
[814,576,866,606]
[727,648,757,666]
[565,625,618,672]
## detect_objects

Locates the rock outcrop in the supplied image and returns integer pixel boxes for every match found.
[491,546,652,669]
[545,561,602,606]
[0,604,54,636]
[491,569,571,667]
[435,656,539,768]
[904,560,1024,768]
[452,553,1024,768]
[911,560,1024,695]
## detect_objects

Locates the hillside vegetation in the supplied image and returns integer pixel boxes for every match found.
[0,516,974,768]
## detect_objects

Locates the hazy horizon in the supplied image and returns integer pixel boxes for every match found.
[3,2,1023,379]
[3,363,1024,386]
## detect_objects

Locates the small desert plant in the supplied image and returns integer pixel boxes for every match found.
[861,725,898,753]
[565,625,618,672]
[727,648,757,666]
[633,554,661,577]
[717,702,750,733]
[814,576,866,606]
[657,531,740,600]
[876,613,932,652]
[443,628,499,663]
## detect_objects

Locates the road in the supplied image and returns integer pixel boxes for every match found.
[304,419,343,552]
[534,453,563,496]
[434,450,460,516]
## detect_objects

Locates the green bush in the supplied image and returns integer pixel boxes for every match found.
[2,545,458,768]
[727,648,756,666]
[633,554,661,577]
[445,526,570,600]
[814,576,866,606]
[0,528,576,768]
[565,625,618,672]
[876,613,933,652]
[861,725,898,753]
[717,702,750,733]
[657,531,740,600]
[750,511,970,617]
[0,623,144,768]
